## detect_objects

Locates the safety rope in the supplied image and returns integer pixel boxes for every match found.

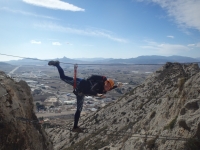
[0,53,74,65]
[1,53,200,66]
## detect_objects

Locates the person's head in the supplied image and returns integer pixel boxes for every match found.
[104,79,114,91]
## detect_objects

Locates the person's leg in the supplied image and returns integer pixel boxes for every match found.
[54,64,82,85]
[73,95,84,129]
[55,65,74,86]
[49,61,82,86]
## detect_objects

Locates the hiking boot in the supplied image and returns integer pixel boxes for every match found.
[72,126,84,133]
[48,60,60,66]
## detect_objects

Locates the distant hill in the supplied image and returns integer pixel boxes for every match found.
[106,55,199,64]
[0,62,13,66]
[4,57,84,66]
[196,57,200,61]
[4,58,47,65]
[74,57,113,62]
[68,55,200,64]
[3,55,200,65]
[58,57,85,64]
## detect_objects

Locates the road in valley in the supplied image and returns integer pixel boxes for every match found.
[8,66,20,75]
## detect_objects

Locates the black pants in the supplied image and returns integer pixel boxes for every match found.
[55,65,84,128]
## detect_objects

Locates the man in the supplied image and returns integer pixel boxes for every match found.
[48,60,120,132]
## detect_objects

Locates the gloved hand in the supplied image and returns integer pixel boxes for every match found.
[97,94,106,98]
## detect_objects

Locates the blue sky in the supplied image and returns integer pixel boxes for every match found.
[0,0,200,61]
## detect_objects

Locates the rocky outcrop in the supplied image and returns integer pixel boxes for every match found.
[46,62,200,150]
[0,71,53,150]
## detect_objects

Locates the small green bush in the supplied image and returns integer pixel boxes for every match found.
[164,116,178,130]
[178,77,185,91]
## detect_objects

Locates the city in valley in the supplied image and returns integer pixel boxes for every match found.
[1,63,160,126]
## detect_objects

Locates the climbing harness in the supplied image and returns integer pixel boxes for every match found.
[73,64,81,96]
[73,64,78,90]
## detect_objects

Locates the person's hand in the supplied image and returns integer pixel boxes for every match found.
[97,94,106,98]
[117,82,123,87]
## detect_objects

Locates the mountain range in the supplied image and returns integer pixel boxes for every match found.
[2,55,200,66]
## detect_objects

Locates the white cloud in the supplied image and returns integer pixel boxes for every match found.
[141,40,190,55]
[1,7,58,20]
[167,35,174,39]
[188,44,195,47]
[34,22,128,43]
[197,42,200,47]
[162,0,200,30]
[52,42,61,46]
[138,0,200,31]
[23,0,85,11]
[188,42,200,47]
[31,40,41,44]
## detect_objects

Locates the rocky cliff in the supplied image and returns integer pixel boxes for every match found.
[0,71,53,150]
[46,62,200,150]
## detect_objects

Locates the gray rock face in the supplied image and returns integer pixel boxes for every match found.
[0,71,53,150]
[24,63,200,150]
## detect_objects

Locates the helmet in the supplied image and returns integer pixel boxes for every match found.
[107,79,114,88]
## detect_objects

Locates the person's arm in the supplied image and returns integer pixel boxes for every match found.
[111,85,118,90]
[110,82,123,90]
